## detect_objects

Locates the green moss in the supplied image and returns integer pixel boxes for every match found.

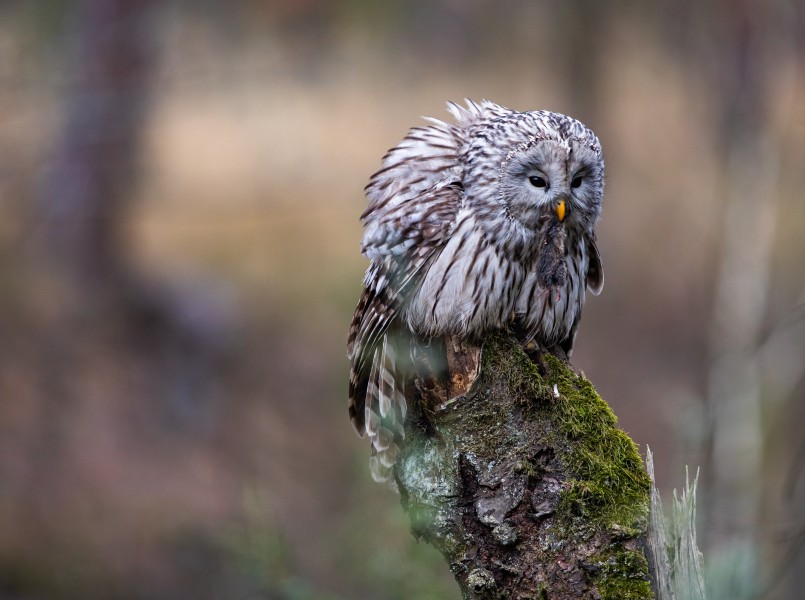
[594,547,653,600]
[532,352,651,537]
[480,333,551,401]
[514,458,542,479]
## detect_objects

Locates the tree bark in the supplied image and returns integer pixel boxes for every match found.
[396,332,654,599]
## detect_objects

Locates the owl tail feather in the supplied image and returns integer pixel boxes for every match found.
[365,334,407,483]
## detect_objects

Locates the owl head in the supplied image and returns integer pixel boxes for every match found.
[464,109,604,236]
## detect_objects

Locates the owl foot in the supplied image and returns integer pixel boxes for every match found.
[410,337,449,435]
[516,339,571,382]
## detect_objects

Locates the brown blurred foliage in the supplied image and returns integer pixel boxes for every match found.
[0,0,803,598]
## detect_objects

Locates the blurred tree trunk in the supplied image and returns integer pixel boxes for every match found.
[26,0,228,517]
[648,0,805,596]
[396,333,656,599]
[701,1,778,595]
[558,0,605,126]
[22,0,159,550]
[38,0,155,300]
[34,0,227,410]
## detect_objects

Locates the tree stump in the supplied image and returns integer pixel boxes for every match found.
[396,332,654,599]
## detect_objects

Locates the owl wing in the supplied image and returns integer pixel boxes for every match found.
[347,181,463,435]
[348,100,511,481]
[560,232,605,357]
[360,99,509,224]
[586,232,604,296]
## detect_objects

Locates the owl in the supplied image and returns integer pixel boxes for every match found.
[347,100,604,482]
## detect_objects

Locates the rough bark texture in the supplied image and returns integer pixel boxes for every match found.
[396,332,653,599]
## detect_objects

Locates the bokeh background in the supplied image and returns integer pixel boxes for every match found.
[0,1,803,598]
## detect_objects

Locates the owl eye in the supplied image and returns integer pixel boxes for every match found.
[571,176,583,189]
[529,176,547,188]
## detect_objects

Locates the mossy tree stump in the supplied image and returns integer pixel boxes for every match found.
[396,332,654,599]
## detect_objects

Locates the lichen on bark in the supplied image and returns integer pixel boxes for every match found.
[396,331,654,599]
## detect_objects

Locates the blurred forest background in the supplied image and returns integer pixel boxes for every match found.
[0,0,803,599]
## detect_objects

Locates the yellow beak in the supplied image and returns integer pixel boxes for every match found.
[556,199,566,222]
